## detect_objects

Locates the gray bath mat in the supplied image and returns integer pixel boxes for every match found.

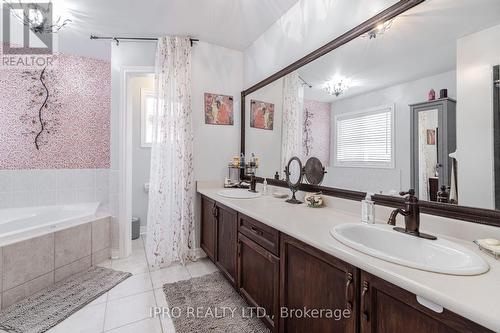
[0,266,131,333]
[162,271,270,333]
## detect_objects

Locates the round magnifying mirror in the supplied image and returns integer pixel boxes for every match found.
[285,157,303,204]
[304,157,326,186]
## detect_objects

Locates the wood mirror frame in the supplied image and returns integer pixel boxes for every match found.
[240,0,500,227]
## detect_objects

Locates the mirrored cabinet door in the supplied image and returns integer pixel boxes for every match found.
[410,99,456,202]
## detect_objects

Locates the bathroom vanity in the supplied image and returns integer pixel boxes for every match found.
[198,187,497,333]
[199,2,500,332]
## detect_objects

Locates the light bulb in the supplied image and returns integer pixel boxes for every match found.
[29,8,44,27]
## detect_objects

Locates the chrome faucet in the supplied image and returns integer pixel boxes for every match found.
[387,189,437,240]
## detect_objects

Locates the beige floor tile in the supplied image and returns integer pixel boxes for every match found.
[132,238,145,250]
[153,287,168,307]
[150,264,190,289]
[47,303,106,333]
[104,318,162,333]
[111,255,149,275]
[160,316,176,333]
[88,292,108,306]
[186,258,218,278]
[107,272,153,301]
[103,291,156,331]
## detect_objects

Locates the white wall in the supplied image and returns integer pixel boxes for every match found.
[111,42,157,170]
[191,42,244,248]
[192,42,244,182]
[457,24,500,209]
[326,70,456,194]
[243,0,397,87]
[130,76,154,227]
[245,78,283,178]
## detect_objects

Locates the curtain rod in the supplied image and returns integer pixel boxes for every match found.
[299,76,312,88]
[90,35,199,46]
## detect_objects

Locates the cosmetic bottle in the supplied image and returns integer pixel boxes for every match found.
[361,193,375,224]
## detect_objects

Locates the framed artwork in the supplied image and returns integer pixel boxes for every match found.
[427,129,436,145]
[204,93,234,125]
[250,100,274,130]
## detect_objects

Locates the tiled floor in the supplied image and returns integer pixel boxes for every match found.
[45,236,219,333]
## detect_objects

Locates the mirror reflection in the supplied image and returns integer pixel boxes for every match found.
[245,0,500,210]
[287,158,302,185]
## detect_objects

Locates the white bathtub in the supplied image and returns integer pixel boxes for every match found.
[0,202,101,247]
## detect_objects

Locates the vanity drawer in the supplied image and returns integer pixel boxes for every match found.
[238,213,279,256]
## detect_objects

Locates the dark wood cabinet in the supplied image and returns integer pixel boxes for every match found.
[239,213,280,256]
[200,196,216,261]
[238,233,280,332]
[215,203,238,286]
[200,196,492,333]
[359,271,492,333]
[280,235,358,333]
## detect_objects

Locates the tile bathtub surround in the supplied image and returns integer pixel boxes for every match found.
[3,234,55,291]
[0,217,112,309]
[0,168,115,209]
[55,223,92,268]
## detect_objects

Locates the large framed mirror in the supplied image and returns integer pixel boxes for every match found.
[241,0,500,226]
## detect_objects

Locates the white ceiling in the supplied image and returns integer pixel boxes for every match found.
[52,0,299,58]
[299,0,500,102]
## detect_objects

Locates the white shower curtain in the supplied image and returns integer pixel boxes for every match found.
[281,72,304,177]
[146,37,196,267]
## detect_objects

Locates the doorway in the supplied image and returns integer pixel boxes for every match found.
[118,67,155,258]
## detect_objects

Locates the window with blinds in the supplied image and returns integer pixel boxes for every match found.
[334,105,394,168]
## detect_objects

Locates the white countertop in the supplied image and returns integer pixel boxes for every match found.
[197,185,500,332]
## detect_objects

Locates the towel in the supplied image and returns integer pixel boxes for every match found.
[449,152,458,204]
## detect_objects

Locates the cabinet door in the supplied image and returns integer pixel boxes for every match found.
[200,196,216,261]
[238,233,279,332]
[280,235,358,333]
[360,271,492,333]
[215,203,238,286]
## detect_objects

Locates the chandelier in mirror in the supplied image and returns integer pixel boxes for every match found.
[323,79,350,97]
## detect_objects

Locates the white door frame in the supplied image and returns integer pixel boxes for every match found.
[118,66,155,258]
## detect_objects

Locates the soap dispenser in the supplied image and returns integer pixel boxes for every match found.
[262,178,268,196]
[361,193,375,224]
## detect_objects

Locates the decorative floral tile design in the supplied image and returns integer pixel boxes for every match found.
[0,53,111,169]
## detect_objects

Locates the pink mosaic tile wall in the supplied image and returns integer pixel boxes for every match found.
[0,54,110,169]
[303,99,331,167]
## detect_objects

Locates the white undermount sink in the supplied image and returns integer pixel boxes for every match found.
[217,189,262,199]
[331,223,489,276]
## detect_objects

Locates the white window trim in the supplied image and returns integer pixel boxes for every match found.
[333,104,395,169]
[140,88,156,148]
